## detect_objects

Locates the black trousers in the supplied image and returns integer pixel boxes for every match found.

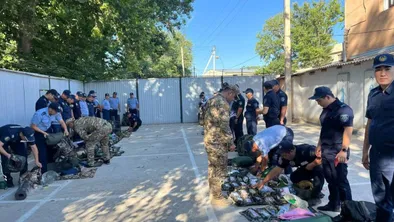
[1,142,28,178]
[129,108,138,116]
[110,110,118,121]
[322,147,352,207]
[34,132,49,173]
[369,146,394,222]
[290,166,324,198]
[264,117,280,128]
[246,118,257,136]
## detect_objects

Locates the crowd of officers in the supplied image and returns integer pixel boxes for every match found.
[0,89,141,188]
[203,53,394,222]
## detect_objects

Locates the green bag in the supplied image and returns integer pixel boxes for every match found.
[236,135,254,156]
[231,156,254,167]
[46,133,64,146]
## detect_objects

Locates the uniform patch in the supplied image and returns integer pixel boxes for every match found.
[379,55,387,62]
[290,161,295,166]
[281,97,285,102]
[4,137,10,141]
[340,114,349,123]
[300,161,308,166]
[278,157,283,165]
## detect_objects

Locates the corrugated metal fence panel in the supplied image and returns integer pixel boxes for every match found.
[85,80,137,115]
[181,77,222,123]
[138,78,181,124]
[23,75,41,125]
[50,78,69,93]
[223,76,263,104]
[39,76,50,90]
[70,80,84,93]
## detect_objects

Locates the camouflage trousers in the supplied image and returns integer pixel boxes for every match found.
[86,125,112,165]
[205,144,228,199]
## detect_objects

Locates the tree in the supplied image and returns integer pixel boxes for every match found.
[255,0,343,75]
[0,0,194,81]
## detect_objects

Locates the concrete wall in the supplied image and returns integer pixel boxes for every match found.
[292,60,378,130]
[345,0,394,59]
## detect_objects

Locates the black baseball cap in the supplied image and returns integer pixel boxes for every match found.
[63,90,71,98]
[105,93,110,97]
[373,54,394,68]
[48,102,61,112]
[113,92,117,95]
[271,80,279,86]
[243,88,254,94]
[264,81,273,89]
[69,95,76,100]
[130,92,134,95]
[81,93,87,98]
[277,140,295,154]
[21,127,35,142]
[47,89,60,98]
[89,90,96,94]
[76,91,83,97]
[308,86,334,100]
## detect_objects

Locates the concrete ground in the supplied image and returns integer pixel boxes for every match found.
[0,122,374,222]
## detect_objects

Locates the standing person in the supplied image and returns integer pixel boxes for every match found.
[127,92,139,116]
[66,117,112,167]
[261,81,280,128]
[362,54,394,222]
[244,88,259,136]
[73,92,82,120]
[309,86,353,212]
[271,80,288,125]
[102,93,111,121]
[86,94,95,117]
[79,93,89,117]
[230,85,245,144]
[204,84,238,206]
[35,89,59,111]
[0,125,41,187]
[89,90,101,118]
[30,103,69,173]
[109,92,120,121]
[58,90,74,121]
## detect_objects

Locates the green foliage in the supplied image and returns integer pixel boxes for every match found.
[0,0,194,81]
[255,0,343,75]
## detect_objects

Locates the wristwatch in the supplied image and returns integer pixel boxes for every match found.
[341,148,347,152]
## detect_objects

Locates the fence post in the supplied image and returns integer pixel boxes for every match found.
[179,77,183,123]
[48,76,51,89]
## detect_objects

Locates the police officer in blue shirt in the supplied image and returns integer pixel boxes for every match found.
[244,88,259,136]
[109,92,121,121]
[31,103,69,173]
[0,125,42,187]
[261,81,280,128]
[271,80,288,125]
[127,92,139,116]
[309,86,354,212]
[102,93,111,121]
[363,54,394,222]
[35,89,59,111]
[230,85,245,144]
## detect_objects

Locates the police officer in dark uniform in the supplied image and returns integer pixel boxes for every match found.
[127,112,142,133]
[363,54,394,222]
[87,93,95,117]
[0,125,42,187]
[244,88,259,136]
[309,86,354,212]
[261,81,280,128]
[230,85,245,144]
[271,80,288,125]
[58,90,74,122]
[73,92,82,120]
[256,141,324,205]
[35,89,59,111]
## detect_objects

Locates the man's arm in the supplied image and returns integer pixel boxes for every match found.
[362,119,371,170]
[342,126,353,149]
[29,144,42,167]
[305,157,322,171]
[0,141,11,158]
[256,166,283,189]
[316,139,322,158]
[280,106,287,123]
[59,119,69,136]
[262,107,269,115]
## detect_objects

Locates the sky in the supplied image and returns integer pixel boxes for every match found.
[182,0,344,75]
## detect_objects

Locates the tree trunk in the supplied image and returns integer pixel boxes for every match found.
[17,0,36,54]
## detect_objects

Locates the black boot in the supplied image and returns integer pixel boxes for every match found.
[5,175,14,188]
[103,159,110,165]
[317,204,340,212]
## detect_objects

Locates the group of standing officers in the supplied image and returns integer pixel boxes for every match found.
[203,53,394,222]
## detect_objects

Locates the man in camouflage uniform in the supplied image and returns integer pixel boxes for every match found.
[204,84,239,206]
[66,117,112,167]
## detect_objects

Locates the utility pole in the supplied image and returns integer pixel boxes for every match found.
[284,0,292,124]
[241,67,244,76]
[194,66,196,77]
[213,46,216,76]
[181,46,185,77]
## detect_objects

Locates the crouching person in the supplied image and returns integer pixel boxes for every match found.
[255,140,324,205]
[127,112,142,133]
[66,117,112,167]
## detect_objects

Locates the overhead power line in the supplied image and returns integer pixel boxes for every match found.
[230,55,260,68]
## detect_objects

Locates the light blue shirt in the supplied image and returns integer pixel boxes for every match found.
[94,99,100,107]
[31,107,63,131]
[102,99,111,110]
[127,98,139,109]
[253,125,287,156]
[109,97,120,110]
[79,100,89,117]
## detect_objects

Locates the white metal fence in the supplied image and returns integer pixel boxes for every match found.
[0,68,272,126]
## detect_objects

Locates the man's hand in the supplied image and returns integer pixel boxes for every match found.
[314,157,322,165]
[362,153,369,170]
[253,181,265,190]
[43,132,49,138]
[5,153,11,159]
[336,150,348,164]
[316,148,321,158]
[35,160,42,168]
[280,120,284,125]
[64,130,69,137]
[229,145,236,152]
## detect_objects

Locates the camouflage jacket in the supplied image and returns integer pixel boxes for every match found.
[74,117,112,140]
[203,94,233,147]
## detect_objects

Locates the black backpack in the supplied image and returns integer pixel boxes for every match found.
[333,200,376,222]
[236,135,254,156]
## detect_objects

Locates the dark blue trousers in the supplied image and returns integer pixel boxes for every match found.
[322,148,352,207]
[370,146,394,222]
[264,117,280,128]
[102,109,110,121]
[1,142,28,177]
[34,132,48,173]
[246,118,257,136]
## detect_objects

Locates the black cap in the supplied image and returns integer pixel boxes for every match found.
[243,88,254,94]
[130,92,134,95]
[105,93,110,97]
[88,93,94,98]
[69,95,76,100]
[21,127,35,142]
[277,140,295,154]
[89,90,96,94]
[271,80,279,86]
[63,90,71,98]
[373,54,394,68]
[264,81,273,89]
[47,89,60,98]
[81,93,87,98]
[113,92,117,95]
[48,102,61,112]
[76,91,83,97]
[308,86,334,100]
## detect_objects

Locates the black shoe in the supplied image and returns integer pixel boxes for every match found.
[317,204,340,212]
[6,178,14,188]
[103,159,110,165]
